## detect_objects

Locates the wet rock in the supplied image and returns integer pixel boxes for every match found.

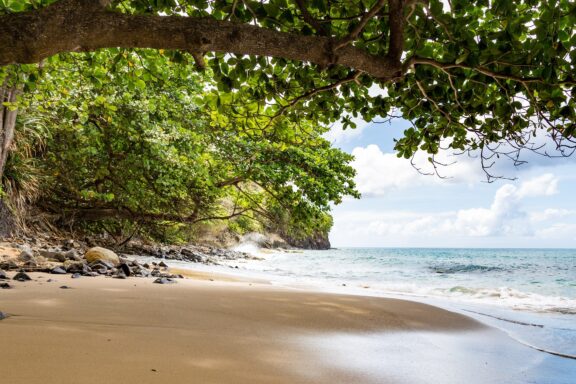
[51,266,67,275]
[153,277,176,284]
[13,271,32,281]
[119,263,131,277]
[1,282,11,289]
[85,247,120,266]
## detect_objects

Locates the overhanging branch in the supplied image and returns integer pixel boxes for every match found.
[0,0,401,79]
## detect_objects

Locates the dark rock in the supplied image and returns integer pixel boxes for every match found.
[46,279,53,282]
[51,266,67,275]
[119,263,131,277]
[1,282,11,289]
[0,311,8,320]
[0,269,7,279]
[59,285,70,289]
[13,271,32,281]
[143,263,150,269]
[66,262,90,274]
[71,273,81,279]
[158,261,168,268]
[153,277,176,284]
[0,260,18,270]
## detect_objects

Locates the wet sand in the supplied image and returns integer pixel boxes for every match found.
[0,272,570,383]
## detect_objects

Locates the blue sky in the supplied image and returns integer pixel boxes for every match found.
[324,118,576,248]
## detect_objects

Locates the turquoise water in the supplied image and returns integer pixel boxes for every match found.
[230,247,576,358]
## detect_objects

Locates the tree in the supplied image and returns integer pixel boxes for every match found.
[9,49,357,243]
[1,0,575,180]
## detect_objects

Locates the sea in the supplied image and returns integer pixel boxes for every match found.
[208,246,576,360]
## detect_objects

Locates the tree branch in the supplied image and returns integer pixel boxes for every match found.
[0,0,401,79]
[334,0,389,50]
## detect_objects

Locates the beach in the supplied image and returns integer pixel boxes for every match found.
[1,269,572,384]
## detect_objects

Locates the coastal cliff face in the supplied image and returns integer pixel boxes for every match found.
[284,232,331,250]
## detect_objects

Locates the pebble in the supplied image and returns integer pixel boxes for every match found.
[1,282,11,289]
[0,311,8,320]
[60,285,71,289]
[71,273,81,279]
[153,277,176,284]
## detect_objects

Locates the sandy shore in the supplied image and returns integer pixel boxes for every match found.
[0,271,570,383]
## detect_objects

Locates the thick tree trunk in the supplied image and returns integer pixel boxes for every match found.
[0,79,18,180]
[0,80,19,239]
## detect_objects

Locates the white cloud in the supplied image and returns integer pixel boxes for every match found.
[333,174,562,241]
[530,208,575,223]
[351,144,485,196]
[516,173,558,198]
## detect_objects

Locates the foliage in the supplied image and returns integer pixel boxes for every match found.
[8,49,357,242]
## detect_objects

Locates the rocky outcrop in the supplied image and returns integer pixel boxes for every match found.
[285,232,331,250]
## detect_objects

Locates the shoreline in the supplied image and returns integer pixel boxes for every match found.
[1,269,575,383]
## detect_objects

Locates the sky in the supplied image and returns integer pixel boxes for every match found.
[323,118,576,248]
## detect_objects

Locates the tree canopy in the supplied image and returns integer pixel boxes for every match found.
[1,0,575,175]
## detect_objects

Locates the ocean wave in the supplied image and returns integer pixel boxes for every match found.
[430,285,576,315]
[429,264,504,274]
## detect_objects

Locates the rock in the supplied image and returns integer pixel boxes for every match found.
[62,239,76,250]
[13,271,32,281]
[114,272,127,279]
[59,285,70,289]
[18,249,35,263]
[85,247,120,266]
[158,261,168,268]
[0,311,8,320]
[71,273,81,279]
[0,269,7,279]
[51,266,67,274]
[64,261,90,274]
[119,263,131,277]
[0,260,18,270]
[1,282,11,289]
[153,277,176,284]
[83,272,99,277]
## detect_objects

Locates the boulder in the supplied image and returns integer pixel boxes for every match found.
[85,247,120,266]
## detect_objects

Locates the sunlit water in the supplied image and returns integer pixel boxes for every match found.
[217,247,576,359]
